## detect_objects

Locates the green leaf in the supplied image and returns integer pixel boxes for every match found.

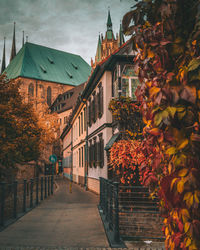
[188,58,200,71]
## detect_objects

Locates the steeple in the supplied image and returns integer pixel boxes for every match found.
[95,34,102,63]
[107,9,112,31]
[118,22,125,47]
[22,31,24,47]
[1,37,6,74]
[10,22,16,62]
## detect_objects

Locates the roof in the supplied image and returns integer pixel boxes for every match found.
[105,133,120,151]
[4,42,91,86]
[51,82,85,114]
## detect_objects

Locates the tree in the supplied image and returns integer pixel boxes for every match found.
[0,75,41,181]
[122,0,200,249]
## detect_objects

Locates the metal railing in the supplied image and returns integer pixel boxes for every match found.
[99,177,165,244]
[0,175,54,229]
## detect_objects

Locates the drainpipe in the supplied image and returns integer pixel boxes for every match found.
[84,101,88,191]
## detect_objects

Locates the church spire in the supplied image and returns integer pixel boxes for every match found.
[118,22,125,47]
[22,31,24,47]
[107,8,112,31]
[10,22,16,62]
[1,37,6,74]
[95,33,102,63]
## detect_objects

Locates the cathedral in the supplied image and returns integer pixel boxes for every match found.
[0,23,91,109]
[91,10,125,69]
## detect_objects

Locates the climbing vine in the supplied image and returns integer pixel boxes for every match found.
[121,0,200,249]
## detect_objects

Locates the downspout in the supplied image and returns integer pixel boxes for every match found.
[84,101,88,191]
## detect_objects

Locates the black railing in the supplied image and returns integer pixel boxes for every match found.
[99,177,165,245]
[0,175,54,230]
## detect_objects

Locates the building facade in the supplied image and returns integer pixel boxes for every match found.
[61,39,139,194]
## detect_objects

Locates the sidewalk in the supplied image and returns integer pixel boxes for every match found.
[0,178,109,249]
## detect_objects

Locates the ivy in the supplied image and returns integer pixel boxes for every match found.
[120,0,200,249]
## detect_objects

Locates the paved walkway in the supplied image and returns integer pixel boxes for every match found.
[0,178,109,249]
[0,178,165,250]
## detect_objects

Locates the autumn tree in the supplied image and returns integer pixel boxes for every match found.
[121,0,200,249]
[0,75,41,181]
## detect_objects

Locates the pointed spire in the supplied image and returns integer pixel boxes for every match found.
[95,33,102,63]
[22,31,24,47]
[10,22,16,62]
[118,22,125,47]
[107,8,112,31]
[1,37,6,74]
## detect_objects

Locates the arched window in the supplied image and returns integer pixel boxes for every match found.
[39,84,45,98]
[28,83,34,101]
[47,86,51,106]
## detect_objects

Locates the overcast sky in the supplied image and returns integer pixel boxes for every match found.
[0,0,134,67]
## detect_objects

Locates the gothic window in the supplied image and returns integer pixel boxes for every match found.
[28,83,34,100]
[39,84,45,98]
[47,86,52,106]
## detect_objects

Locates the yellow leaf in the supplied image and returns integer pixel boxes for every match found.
[166,146,177,155]
[194,191,200,203]
[150,86,160,97]
[184,222,191,233]
[167,107,177,118]
[147,48,155,58]
[170,177,178,190]
[187,195,194,208]
[177,179,185,193]
[178,139,189,150]
[165,227,169,236]
[178,168,188,177]
[189,243,198,250]
[184,192,192,201]
[181,209,190,223]
[185,237,192,247]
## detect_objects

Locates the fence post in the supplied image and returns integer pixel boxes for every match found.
[36,177,39,205]
[114,182,120,243]
[13,181,18,219]
[51,175,54,195]
[48,176,50,196]
[30,179,33,208]
[41,177,43,201]
[108,180,113,230]
[105,180,108,221]
[23,179,27,212]
[45,176,47,198]
[0,182,5,226]
[99,177,102,208]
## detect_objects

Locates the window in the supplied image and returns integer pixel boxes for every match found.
[81,147,84,168]
[39,84,45,98]
[47,86,52,106]
[79,148,81,167]
[28,83,34,99]
[88,99,92,127]
[99,134,104,168]
[89,140,92,168]
[93,137,97,168]
[81,112,83,134]
[98,84,103,117]
[84,108,86,131]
